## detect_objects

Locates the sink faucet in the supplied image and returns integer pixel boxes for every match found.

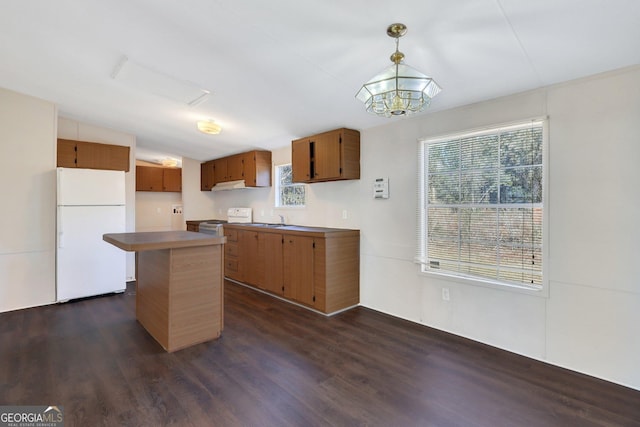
[278,214,285,225]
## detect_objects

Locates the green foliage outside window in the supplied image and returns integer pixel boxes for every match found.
[423,123,544,288]
[277,164,305,207]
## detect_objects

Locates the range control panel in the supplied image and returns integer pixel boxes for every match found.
[227,207,253,223]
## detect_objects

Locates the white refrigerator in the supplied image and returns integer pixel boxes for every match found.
[56,167,126,302]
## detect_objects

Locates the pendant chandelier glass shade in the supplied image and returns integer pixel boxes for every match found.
[356,23,441,117]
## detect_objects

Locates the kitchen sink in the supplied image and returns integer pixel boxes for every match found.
[246,223,286,228]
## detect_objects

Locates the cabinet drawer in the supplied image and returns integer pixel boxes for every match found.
[224,229,238,242]
[225,244,239,257]
[225,258,238,272]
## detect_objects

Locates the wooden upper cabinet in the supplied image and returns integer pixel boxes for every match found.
[200,161,215,190]
[227,154,244,181]
[314,132,342,180]
[57,139,78,168]
[291,128,359,183]
[162,168,182,192]
[213,158,227,183]
[57,139,130,172]
[201,150,272,190]
[136,166,163,191]
[291,139,311,182]
[244,151,272,187]
[136,165,181,192]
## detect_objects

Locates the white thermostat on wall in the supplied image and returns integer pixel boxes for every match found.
[373,177,389,199]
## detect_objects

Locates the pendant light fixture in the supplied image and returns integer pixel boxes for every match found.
[356,23,441,117]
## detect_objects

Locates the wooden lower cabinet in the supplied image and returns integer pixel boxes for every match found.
[224,229,240,281]
[283,235,315,306]
[259,233,284,295]
[224,225,359,314]
[238,230,259,286]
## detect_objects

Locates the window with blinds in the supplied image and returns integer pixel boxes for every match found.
[418,121,545,289]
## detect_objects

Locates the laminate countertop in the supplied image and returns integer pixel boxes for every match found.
[223,223,359,238]
[103,230,226,252]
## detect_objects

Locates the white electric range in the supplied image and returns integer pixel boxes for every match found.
[198,208,252,236]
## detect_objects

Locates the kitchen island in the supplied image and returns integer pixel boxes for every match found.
[103,231,226,352]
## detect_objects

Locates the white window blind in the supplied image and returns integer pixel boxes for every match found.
[418,121,544,289]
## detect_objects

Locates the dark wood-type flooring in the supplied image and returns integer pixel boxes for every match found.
[1,281,639,426]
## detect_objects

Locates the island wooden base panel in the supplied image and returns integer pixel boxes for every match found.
[2,281,639,426]
[136,245,223,352]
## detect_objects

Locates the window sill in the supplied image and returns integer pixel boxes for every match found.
[418,267,549,298]
[273,205,306,210]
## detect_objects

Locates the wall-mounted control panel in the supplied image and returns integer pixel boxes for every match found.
[373,177,389,199]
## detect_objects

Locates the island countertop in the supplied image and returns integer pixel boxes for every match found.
[103,230,227,352]
[103,230,226,252]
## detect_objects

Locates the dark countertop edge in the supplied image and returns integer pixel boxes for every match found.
[223,223,360,237]
[103,231,226,252]
[186,219,227,224]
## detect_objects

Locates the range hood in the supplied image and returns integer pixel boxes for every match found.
[211,180,248,191]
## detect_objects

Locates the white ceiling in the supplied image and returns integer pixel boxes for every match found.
[1,0,639,164]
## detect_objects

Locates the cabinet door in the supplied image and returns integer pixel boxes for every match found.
[163,168,182,192]
[291,139,311,182]
[201,161,215,190]
[57,139,78,168]
[242,150,272,188]
[259,232,283,294]
[314,131,341,180]
[77,141,130,171]
[283,235,315,306]
[242,151,257,186]
[227,154,244,181]
[213,158,227,183]
[136,166,163,191]
[239,230,260,286]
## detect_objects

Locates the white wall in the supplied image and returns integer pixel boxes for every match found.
[182,157,215,221]
[360,66,640,391]
[0,87,57,312]
[183,66,640,390]
[135,191,184,232]
[58,117,137,281]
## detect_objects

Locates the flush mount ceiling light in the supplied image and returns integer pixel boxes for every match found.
[356,23,441,117]
[161,158,178,167]
[197,120,222,135]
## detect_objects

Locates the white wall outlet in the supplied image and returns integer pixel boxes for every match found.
[442,288,450,301]
[172,204,183,215]
[342,209,348,219]
[261,209,265,217]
